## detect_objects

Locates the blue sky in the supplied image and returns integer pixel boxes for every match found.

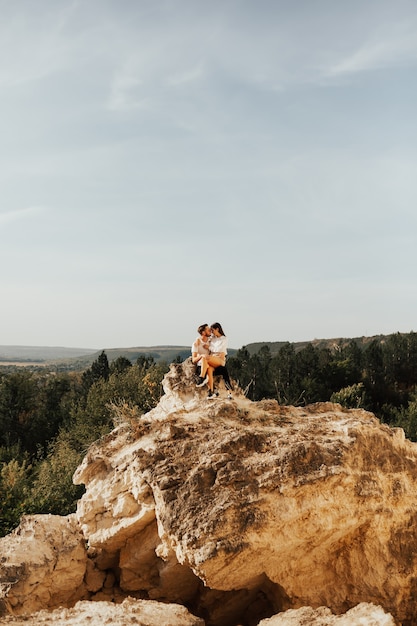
[1,0,417,350]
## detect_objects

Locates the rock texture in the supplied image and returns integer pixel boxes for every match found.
[0,599,393,626]
[2,358,417,625]
[258,603,395,625]
[0,515,86,615]
[0,597,205,625]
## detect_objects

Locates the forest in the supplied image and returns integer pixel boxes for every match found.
[0,353,167,537]
[1,331,417,538]
[227,332,417,437]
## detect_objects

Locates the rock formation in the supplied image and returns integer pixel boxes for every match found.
[0,600,394,626]
[0,515,86,615]
[2,358,417,624]
[257,603,395,625]
[0,597,205,625]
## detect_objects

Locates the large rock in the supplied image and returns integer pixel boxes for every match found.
[0,597,205,625]
[0,361,412,624]
[0,514,87,616]
[70,360,417,625]
[258,602,395,625]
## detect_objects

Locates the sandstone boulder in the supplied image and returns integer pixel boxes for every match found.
[1,360,413,625]
[258,602,395,625]
[0,597,204,625]
[71,360,417,625]
[0,514,86,616]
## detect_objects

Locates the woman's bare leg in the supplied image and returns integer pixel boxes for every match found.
[206,356,226,369]
[206,356,226,393]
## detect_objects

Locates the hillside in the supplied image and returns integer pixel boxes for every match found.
[0,346,97,362]
[0,333,406,369]
[244,333,394,356]
[0,345,191,368]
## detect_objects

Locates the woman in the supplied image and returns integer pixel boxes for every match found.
[205,322,228,398]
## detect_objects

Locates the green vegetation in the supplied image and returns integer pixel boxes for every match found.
[0,351,167,537]
[228,332,417,436]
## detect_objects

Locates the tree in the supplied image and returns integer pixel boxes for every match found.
[294,344,323,403]
[331,383,367,409]
[110,356,132,375]
[26,374,74,454]
[383,333,409,389]
[388,394,417,442]
[26,439,85,516]
[342,340,363,379]
[136,355,156,371]
[0,372,39,450]
[0,458,31,535]
[82,351,110,393]
[364,340,384,387]
[363,340,393,413]
[271,343,302,405]
[228,347,252,393]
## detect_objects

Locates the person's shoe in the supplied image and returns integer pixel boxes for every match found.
[214,389,219,397]
[196,376,208,387]
[227,392,233,400]
[207,390,216,399]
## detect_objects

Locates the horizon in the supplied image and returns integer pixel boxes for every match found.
[1,326,416,354]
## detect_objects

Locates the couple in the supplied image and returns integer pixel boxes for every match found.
[192,322,228,399]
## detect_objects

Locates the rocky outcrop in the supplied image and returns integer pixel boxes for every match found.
[0,515,86,615]
[0,597,205,625]
[258,603,395,625]
[0,599,394,626]
[2,359,417,624]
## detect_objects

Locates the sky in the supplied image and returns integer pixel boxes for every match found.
[1,0,417,350]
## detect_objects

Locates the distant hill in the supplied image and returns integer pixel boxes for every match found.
[0,346,97,362]
[0,333,410,369]
[244,334,396,356]
[0,345,193,368]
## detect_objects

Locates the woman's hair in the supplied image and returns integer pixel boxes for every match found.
[211,322,225,336]
[197,323,208,335]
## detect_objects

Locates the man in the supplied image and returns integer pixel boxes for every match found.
[191,323,212,387]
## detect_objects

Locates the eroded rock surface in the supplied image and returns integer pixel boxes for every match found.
[72,360,417,624]
[0,515,86,615]
[0,597,204,625]
[258,602,395,625]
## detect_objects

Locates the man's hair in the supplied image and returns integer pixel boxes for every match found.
[197,323,208,335]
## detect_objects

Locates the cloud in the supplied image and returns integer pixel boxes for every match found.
[167,65,205,87]
[0,1,92,89]
[0,206,47,225]
[107,69,146,112]
[323,18,417,79]
[105,22,210,113]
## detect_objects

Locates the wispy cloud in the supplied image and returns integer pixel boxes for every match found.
[0,1,83,88]
[107,68,146,112]
[167,65,204,87]
[0,206,47,225]
[324,19,417,78]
